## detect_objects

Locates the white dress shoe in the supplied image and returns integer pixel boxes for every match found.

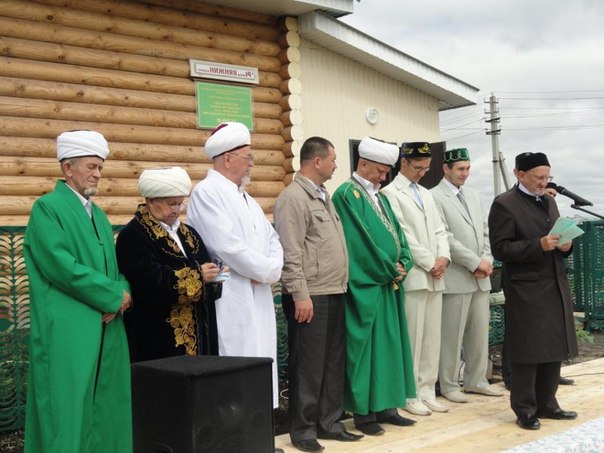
[404,398,431,416]
[442,390,468,403]
[464,385,504,397]
[423,399,450,413]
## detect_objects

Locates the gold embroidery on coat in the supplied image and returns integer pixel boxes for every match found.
[166,305,198,355]
[165,266,204,355]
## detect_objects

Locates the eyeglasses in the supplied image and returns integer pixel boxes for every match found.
[228,152,254,163]
[522,172,553,183]
[411,165,430,174]
[155,199,187,212]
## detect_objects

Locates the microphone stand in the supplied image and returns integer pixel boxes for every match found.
[570,204,604,220]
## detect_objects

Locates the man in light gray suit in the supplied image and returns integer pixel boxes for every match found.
[382,142,451,416]
[431,148,503,403]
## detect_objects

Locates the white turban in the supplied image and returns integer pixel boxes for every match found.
[138,167,192,198]
[57,130,110,161]
[204,122,251,159]
[358,137,399,167]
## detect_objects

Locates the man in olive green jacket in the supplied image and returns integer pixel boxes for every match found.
[274,136,360,453]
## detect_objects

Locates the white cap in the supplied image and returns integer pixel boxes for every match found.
[138,167,192,198]
[204,122,251,159]
[358,137,399,166]
[57,130,110,161]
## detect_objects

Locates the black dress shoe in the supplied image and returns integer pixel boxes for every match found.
[376,413,417,427]
[559,376,575,386]
[275,449,285,453]
[354,422,385,436]
[317,430,364,441]
[516,415,541,430]
[292,439,324,452]
[538,408,578,420]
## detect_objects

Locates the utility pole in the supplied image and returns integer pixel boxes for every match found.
[485,93,502,196]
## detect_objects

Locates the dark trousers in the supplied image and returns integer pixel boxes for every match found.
[283,293,346,442]
[510,361,561,418]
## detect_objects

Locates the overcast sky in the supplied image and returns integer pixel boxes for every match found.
[341,0,604,219]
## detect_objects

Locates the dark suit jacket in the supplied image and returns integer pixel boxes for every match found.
[488,186,578,364]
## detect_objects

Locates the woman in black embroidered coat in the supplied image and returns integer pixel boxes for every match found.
[116,167,223,362]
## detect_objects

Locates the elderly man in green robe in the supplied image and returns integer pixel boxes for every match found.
[24,130,132,453]
[332,137,416,437]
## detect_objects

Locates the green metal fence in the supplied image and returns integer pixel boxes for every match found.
[0,225,290,433]
[0,227,28,433]
[571,220,604,330]
[2,221,603,433]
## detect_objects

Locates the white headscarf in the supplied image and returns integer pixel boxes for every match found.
[57,130,110,161]
[358,137,399,166]
[138,167,192,198]
[204,122,251,159]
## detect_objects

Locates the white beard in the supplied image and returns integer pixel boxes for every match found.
[83,188,98,197]
[238,175,251,192]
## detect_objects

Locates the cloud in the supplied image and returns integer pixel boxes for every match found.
[341,1,604,218]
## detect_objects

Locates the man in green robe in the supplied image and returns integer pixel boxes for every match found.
[332,137,416,436]
[24,130,132,453]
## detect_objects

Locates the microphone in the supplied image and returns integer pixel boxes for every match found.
[546,182,593,207]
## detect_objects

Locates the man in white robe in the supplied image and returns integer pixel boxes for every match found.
[187,123,284,414]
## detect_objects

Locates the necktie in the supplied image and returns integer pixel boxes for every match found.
[411,183,424,209]
[457,189,470,216]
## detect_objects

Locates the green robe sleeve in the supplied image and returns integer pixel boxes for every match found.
[332,184,412,287]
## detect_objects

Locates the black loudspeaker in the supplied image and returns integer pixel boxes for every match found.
[131,355,274,453]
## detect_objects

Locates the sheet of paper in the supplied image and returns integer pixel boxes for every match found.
[549,217,584,244]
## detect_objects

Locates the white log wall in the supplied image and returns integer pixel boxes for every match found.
[0,0,296,225]
[298,38,441,194]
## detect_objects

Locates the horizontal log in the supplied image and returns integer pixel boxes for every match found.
[280,78,302,96]
[0,137,285,166]
[0,77,282,118]
[279,62,301,80]
[0,17,282,72]
[34,0,280,39]
[283,157,294,174]
[0,159,285,183]
[281,17,298,33]
[0,117,286,149]
[0,195,276,216]
[279,47,301,65]
[279,31,300,49]
[1,1,281,57]
[280,94,302,111]
[0,175,284,197]
[0,58,283,103]
[0,37,282,91]
[282,125,304,142]
[0,96,284,133]
[280,110,303,127]
[283,172,294,186]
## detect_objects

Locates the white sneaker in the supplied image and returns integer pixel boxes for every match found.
[424,399,450,413]
[404,398,432,416]
[442,390,468,403]
[464,385,504,397]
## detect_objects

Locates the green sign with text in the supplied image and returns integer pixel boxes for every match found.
[196,81,254,130]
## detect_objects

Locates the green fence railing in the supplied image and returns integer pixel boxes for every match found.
[0,227,28,433]
[2,221,603,433]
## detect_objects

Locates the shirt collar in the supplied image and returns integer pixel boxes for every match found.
[442,177,461,195]
[159,218,181,233]
[353,171,380,196]
[517,182,540,199]
[65,183,90,209]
